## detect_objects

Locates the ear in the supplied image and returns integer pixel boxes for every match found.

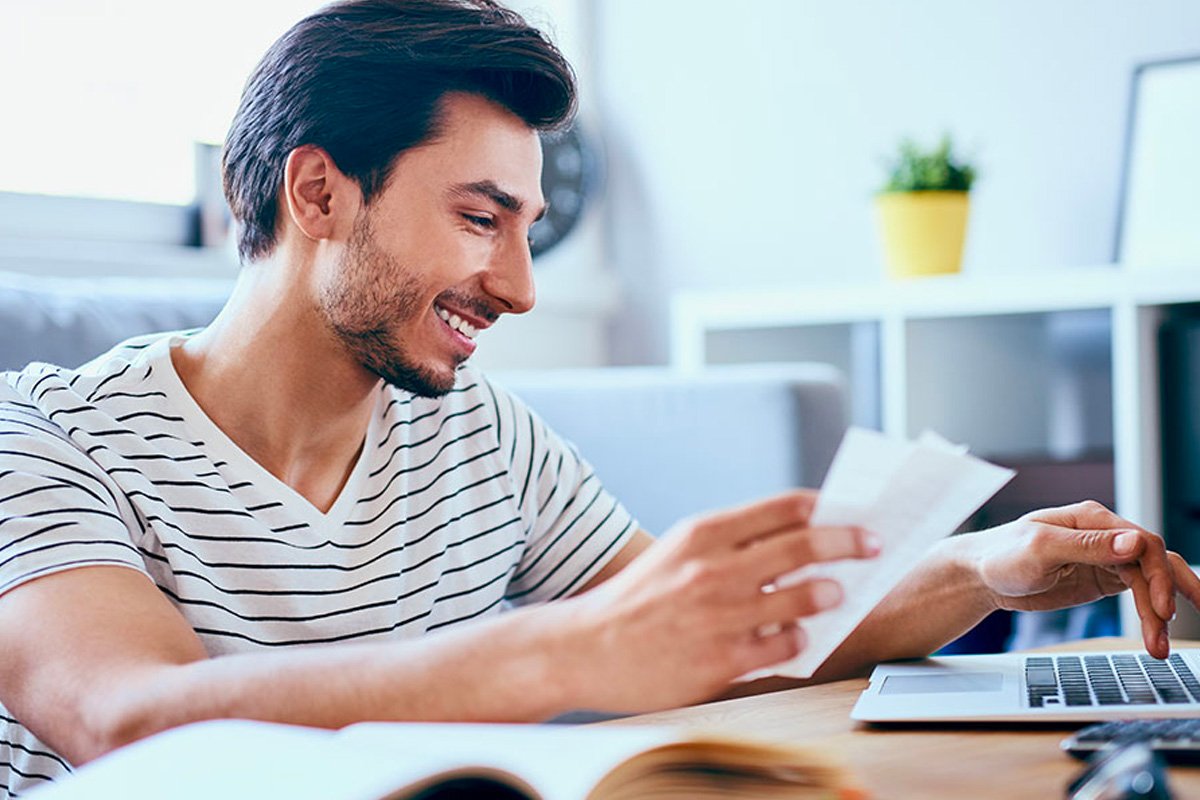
[280,145,359,243]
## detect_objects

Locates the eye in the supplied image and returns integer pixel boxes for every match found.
[461,213,495,230]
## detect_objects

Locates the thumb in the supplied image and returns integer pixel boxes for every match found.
[1109,530,1144,560]
[1030,525,1143,567]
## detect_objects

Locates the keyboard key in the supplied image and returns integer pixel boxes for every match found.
[1026,667,1058,686]
[1024,653,1200,710]
[1168,653,1200,701]
[1063,718,1200,765]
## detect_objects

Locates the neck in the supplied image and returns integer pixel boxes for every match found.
[173,262,380,513]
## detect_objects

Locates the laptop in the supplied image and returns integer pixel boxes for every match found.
[851,649,1200,723]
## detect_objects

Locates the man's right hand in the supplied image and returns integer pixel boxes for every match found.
[557,490,880,713]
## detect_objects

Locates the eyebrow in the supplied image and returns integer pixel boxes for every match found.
[450,180,547,222]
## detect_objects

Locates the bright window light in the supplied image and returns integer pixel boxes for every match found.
[1,1,322,206]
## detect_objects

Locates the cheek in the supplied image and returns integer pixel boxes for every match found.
[359,207,494,293]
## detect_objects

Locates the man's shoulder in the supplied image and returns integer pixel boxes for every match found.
[2,332,174,423]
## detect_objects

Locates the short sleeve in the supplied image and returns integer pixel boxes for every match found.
[0,382,149,596]
[481,378,637,605]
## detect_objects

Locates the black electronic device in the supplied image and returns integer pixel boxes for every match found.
[1159,307,1200,564]
[1062,719,1200,765]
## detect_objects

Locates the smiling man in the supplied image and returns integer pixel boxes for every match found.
[1,1,1199,797]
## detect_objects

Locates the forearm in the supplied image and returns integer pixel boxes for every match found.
[96,601,583,759]
[771,534,992,684]
[812,535,996,680]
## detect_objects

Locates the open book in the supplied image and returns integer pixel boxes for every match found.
[31,718,865,800]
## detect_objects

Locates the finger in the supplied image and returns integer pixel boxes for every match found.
[1169,552,1200,612]
[733,622,806,676]
[1116,531,1177,620]
[756,579,844,625]
[1030,499,1133,533]
[1030,504,1176,619]
[1029,525,1173,611]
[1120,564,1169,659]
[736,525,879,585]
[685,490,818,549]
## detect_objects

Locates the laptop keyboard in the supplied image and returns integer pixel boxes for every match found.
[1062,718,1200,764]
[1024,653,1200,708]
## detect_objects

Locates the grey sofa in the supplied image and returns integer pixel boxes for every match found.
[492,367,845,534]
[0,271,848,534]
[0,271,229,372]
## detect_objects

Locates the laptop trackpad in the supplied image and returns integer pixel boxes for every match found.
[880,673,1005,694]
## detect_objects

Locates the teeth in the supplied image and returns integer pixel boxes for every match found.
[435,305,479,340]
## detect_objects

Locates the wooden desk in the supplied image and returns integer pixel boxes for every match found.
[612,638,1200,798]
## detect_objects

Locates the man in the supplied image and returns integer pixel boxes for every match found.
[0,1,1197,796]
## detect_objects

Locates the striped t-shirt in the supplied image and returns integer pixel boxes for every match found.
[0,333,637,798]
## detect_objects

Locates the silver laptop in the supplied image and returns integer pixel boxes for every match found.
[852,649,1200,723]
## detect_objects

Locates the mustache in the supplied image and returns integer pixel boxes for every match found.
[434,291,498,323]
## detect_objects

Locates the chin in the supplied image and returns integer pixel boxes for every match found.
[371,358,462,399]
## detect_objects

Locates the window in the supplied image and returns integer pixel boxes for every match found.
[2,1,321,205]
[0,1,578,265]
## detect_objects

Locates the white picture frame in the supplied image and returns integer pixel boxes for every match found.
[1115,55,1200,269]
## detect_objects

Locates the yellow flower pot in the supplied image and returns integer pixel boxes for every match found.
[876,191,970,278]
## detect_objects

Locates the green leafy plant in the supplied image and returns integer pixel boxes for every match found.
[881,135,976,193]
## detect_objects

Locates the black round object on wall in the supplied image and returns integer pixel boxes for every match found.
[529,123,601,259]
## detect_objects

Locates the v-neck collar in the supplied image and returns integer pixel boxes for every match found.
[145,334,381,529]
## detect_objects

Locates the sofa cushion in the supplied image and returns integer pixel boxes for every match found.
[493,364,847,536]
[0,271,230,372]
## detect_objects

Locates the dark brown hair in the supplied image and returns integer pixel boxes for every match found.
[222,0,576,263]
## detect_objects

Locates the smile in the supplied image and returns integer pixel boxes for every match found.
[434,304,479,340]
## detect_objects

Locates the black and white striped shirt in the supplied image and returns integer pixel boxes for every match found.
[0,333,636,797]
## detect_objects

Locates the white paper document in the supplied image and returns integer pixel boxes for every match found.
[752,427,1015,679]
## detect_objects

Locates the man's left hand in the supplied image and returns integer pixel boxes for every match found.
[964,500,1200,658]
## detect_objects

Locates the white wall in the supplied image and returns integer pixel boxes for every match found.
[592,0,1200,364]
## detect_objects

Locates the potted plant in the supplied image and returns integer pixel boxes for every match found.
[876,135,976,278]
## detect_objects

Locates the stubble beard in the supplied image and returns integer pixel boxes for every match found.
[319,211,464,399]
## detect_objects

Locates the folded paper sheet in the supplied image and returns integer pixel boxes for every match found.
[753,427,1015,680]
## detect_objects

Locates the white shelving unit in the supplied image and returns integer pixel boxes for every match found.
[669,265,1200,637]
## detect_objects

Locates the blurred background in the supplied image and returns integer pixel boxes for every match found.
[2,0,1199,649]
[2,1,1197,362]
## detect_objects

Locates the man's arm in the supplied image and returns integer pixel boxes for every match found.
[0,491,876,765]
[576,529,655,592]
[0,566,581,765]
[715,500,1200,701]
[804,500,1200,684]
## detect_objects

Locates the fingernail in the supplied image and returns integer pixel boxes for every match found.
[1113,531,1138,555]
[862,530,882,555]
[814,581,842,610]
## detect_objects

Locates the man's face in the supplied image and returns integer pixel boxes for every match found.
[317,92,544,398]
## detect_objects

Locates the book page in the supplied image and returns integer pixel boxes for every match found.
[337,721,678,799]
[28,719,535,800]
[27,718,857,800]
[748,427,1014,680]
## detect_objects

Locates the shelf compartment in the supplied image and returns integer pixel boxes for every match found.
[905,309,1113,461]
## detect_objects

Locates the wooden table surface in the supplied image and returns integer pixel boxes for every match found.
[609,638,1200,798]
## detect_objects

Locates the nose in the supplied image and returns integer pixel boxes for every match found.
[482,233,536,315]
